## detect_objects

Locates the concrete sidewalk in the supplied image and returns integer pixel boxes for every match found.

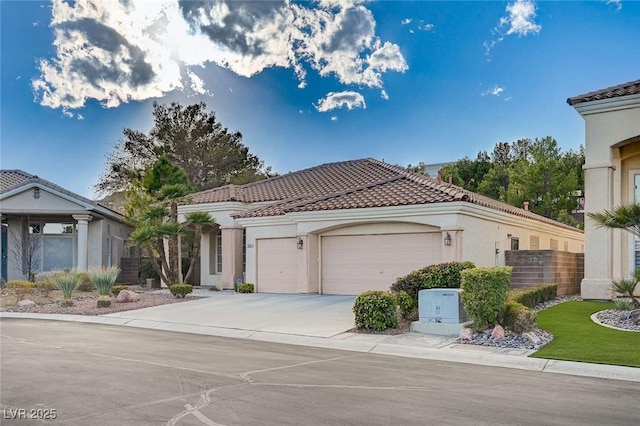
[2,291,638,383]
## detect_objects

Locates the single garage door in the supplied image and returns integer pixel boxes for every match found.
[321,233,441,295]
[256,238,298,293]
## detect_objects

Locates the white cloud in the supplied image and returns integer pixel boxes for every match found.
[32,0,407,112]
[418,22,434,32]
[401,18,412,25]
[315,91,366,112]
[187,70,212,97]
[484,0,541,57]
[607,0,622,11]
[331,116,338,121]
[380,89,389,100]
[481,85,506,97]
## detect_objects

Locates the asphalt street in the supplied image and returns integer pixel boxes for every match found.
[1,319,638,426]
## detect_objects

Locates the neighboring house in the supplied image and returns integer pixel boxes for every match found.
[179,158,583,295]
[0,170,131,282]
[568,79,640,299]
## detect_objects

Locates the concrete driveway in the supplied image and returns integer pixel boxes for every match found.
[105,293,356,338]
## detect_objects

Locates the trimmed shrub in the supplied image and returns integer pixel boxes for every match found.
[501,301,537,333]
[507,284,557,308]
[169,284,193,298]
[111,285,128,297]
[353,290,398,331]
[461,266,512,329]
[395,290,416,320]
[237,283,255,293]
[6,280,35,301]
[390,261,475,304]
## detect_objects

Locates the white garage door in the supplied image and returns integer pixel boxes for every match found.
[321,233,441,295]
[256,238,298,293]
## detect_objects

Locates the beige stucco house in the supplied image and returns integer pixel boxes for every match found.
[568,79,640,299]
[0,170,131,282]
[179,158,583,295]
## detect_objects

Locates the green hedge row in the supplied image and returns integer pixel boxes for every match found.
[507,284,557,308]
[461,267,512,329]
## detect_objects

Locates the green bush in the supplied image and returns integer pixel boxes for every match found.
[390,261,475,304]
[237,283,255,293]
[6,280,36,301]
[111,285,128,297]
[353,290,398,331]
[501,301,537,333]
[461,267,512,329]
[507,284,557,308]
[169,284,193,298]
[140,258,160,280]
[394,290,416,320]
[613,298,634,311]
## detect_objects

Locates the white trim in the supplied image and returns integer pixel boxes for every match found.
[573,94,640,116]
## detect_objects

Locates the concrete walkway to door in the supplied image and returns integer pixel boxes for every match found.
[104,292,357,338]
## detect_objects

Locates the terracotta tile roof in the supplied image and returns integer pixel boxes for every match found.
[188,159,579,230]
[567,79,640,106]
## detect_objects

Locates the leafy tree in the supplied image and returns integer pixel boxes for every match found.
[183,211,216,284]
[96,102,273,195]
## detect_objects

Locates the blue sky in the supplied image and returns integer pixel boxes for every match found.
[1,0,639,199]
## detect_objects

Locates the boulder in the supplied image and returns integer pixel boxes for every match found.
[17,299,36,307]
[491,325,505,339]
[458,328,474,340]
[523,331,541,345]
[116,290,141,303]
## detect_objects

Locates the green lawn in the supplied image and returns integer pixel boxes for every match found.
[530,301,640,367]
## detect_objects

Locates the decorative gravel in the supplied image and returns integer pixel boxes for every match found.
[0,293,202,316]
[595,309,640,332]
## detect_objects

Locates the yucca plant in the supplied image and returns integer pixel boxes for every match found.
[50,271,80,306]
[88,266,121,308]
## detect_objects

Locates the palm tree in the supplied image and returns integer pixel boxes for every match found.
[588,203,640,306]
[183,211,216,284]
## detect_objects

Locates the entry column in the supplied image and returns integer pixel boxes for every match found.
[73,214,92,271]
[221,225,244,289]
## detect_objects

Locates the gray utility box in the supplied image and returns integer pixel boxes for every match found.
[418,289,468,324]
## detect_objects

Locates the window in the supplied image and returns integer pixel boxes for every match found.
[530,235,540,250]
[26,221,76,272]
[510,237,519,251]
[216,232,223,273]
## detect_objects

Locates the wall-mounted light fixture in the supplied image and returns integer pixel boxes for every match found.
[444,232,452,246]
[297,237,304,250]
[33,188,40,199]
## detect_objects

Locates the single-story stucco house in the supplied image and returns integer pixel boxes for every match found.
[178,158,584,295]
[0,170,131,282]
[568,79,640,299]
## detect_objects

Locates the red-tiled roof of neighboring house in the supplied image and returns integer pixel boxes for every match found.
[188,158,580,231]
[567,79,640,106]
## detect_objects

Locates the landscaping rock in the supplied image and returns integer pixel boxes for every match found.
[458,328,473,340]
[116,290,141,303]
[17,299,36,307]
[491,325,505,339]
[523,331,541,345]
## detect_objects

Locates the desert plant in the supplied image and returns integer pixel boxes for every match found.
[461,266,512,329]
[6,280,35,302]
[613,298,634,311]
[237,283,255,293]
[88,266,121,308]
[353,290,398,331]
[111,285,128,297]
[611,275,640,308]
[35,280,56,297]
[50,271,80,305]
[169,284,193,298]
[76,272,93,292]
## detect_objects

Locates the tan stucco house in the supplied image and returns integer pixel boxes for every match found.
[179,158,583,295]
[568,79,640,299]
[0,170,131,282]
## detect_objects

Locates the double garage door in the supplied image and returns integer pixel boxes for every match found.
[256,233,441,295]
